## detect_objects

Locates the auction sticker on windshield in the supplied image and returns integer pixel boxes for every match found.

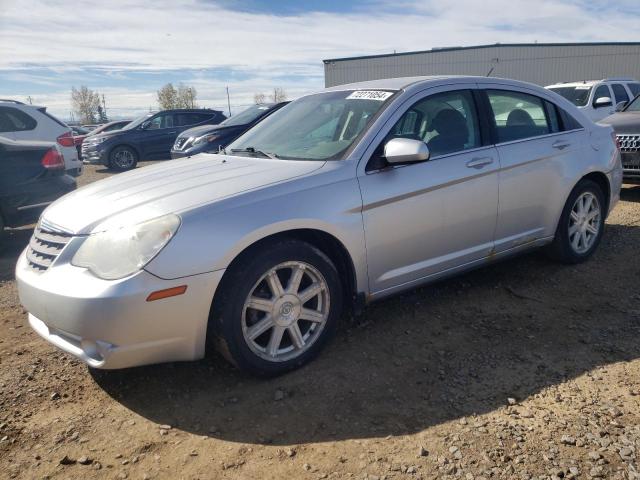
[346,90,394,101]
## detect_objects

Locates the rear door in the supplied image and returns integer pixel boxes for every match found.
[480,86,588,252]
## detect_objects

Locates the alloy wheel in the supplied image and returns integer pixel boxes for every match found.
[568,191,601,254]
[241,261,330,362]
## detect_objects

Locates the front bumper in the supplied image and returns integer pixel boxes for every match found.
[16,248,224,369]
[81,143,109,165]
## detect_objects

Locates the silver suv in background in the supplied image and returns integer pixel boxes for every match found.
[16,76,622,377]
[546,78,640,122]
[0,100,82,176]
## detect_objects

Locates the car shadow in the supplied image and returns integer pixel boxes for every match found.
[621,184,640,202]
[0,227,33,281]
[91,222,640,445]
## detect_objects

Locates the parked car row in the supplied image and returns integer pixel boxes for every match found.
[16,76,622,377]
[546,77,640,122]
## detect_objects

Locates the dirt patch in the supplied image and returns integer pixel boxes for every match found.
[1,164,640,479]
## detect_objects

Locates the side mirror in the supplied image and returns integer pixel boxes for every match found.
[615,101,627,112]
[384,138,430,164]
[593,96,612,108]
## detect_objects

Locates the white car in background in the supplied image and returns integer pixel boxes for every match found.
[546,78,640,122]
[0,100,82,176]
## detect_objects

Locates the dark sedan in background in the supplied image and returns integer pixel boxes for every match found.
[0,136,75,234]
[171,103,287,159]
[82,108,226,171]
[600,93,640,183]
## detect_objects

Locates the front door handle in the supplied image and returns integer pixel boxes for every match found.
[168,131,177,134]
[552,140,571,150]
[466,157,494,169]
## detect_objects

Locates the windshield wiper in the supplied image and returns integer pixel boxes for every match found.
[230,147,278,159]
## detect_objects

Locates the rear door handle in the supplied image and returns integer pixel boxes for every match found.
[552,140,571,150]
[466,157,494,169]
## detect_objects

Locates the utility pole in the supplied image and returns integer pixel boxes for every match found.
[226,86,231,117]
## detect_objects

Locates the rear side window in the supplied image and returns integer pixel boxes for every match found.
[557,107,583,131]
[0,107,37,132]
[486,90,550,142]
[592,85,611,106]
[627,83,640,98]
[175,113,207,127]
[611,84,630,104]
[38,108,68,128]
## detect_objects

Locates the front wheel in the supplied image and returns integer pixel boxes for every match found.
[210,240,343,377]
[108,146,138,171]
[546,179,605,263]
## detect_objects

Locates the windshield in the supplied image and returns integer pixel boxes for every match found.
[221,104,274,127]
[121,113,154,131]
[226,90,395,160]
[547,86,592,107]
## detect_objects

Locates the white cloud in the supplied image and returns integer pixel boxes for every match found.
[0,0,638,118]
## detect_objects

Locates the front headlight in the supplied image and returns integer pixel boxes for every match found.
[72,214,180,280]
[89,136,109,145]
[193,134,219,146]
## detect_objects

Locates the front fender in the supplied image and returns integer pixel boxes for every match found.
[144,175,369,294]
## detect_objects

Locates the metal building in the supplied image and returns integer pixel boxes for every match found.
[323,42,640,88]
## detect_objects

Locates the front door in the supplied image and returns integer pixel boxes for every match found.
[358,87,499,295]
[140,112,177,158]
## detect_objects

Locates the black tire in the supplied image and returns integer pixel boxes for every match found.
[108,145,138,171]
[546,179,605,264]
[209,239,343,377]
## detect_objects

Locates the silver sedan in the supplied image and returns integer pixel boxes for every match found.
[16,76,623,376]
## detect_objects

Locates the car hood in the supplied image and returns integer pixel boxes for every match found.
[42,155,325,235]
[178,124,242,139]
[598,111,640,133]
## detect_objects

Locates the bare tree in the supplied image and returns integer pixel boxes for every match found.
[71,86,101,124]
[157,83,178,110]
[253,92,266,104]
[177,84,198,108]
[157,83,198,109]
[269,87,287,103]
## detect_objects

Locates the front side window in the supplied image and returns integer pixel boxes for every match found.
[592,85,612,106]
[386,89,481,157]
[227,90,395,160]
[147,113,174,130]
[487,90,550,143]
[0,107,36,132]
[547,86,592,107]
[628,83,640,98]
[611,84,630,104]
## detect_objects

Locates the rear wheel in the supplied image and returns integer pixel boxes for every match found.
[546,179,605,263]
[108,146,138,171]
[209,240,343,377]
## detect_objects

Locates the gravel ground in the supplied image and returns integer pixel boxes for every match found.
[1,163,640,480]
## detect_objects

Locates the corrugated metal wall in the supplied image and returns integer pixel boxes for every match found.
[324,44,640,87]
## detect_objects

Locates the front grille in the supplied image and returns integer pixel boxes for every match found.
[26,225,73,272]
[617,134,640,153]
[174,137,188,150]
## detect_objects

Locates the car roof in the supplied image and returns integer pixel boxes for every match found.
[323,75,549,95]
[547,78,638,88]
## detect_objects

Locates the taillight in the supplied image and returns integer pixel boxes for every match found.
[612,131,621,150]
[41,147,65,169]
[56,131,75,147]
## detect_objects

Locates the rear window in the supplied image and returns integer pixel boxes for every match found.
[0,107,37,132]
[547,86,592,107]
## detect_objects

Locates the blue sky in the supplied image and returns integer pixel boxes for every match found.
[1,0,639,120]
